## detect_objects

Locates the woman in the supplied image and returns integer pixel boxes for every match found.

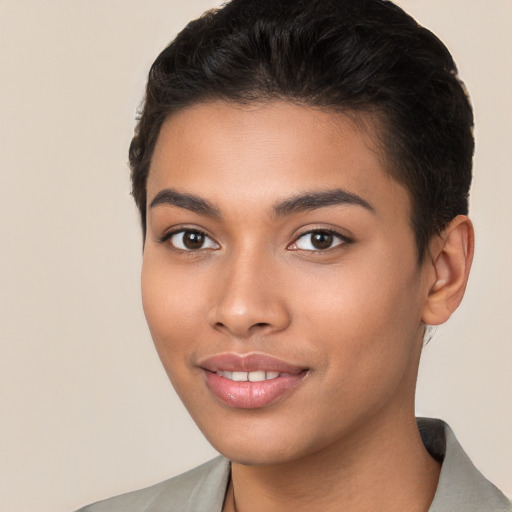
[78,0,511,510]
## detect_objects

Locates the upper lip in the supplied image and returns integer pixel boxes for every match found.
[199,353,306,374]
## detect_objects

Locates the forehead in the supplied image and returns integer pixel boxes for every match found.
[147,100,410,219]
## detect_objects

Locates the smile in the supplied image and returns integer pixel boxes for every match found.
[200,353,308,409]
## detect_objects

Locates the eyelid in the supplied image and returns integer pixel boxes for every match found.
[287,228,352,251]
[158,226,220,251]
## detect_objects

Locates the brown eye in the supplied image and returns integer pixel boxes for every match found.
[183,231,205,249]
[168,230,219,251]
[310,231,334,249]
[290,229,348,251]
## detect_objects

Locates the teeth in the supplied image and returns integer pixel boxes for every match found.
[232,371,247,382]
[248,371,266,382]
[217,371,282,382]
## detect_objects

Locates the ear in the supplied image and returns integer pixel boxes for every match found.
[422,215,474,326]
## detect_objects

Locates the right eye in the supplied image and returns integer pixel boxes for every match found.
[164,229,219,251]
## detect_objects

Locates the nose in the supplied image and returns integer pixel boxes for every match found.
[207,251,291,339]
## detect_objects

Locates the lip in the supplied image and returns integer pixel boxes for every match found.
[199,353,308,409]
[200,353,305,374]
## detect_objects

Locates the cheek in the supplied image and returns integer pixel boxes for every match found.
[141,255,205,369]
[298,252,425,376]
[302,257,420,328]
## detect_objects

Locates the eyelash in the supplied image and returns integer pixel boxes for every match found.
[158,227,352,253]
[288,229,352,252]
[158,228,219,251]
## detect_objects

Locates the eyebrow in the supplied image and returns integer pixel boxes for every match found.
[149,188,221,218]
[273,189,374,217]
[149,187,374,219]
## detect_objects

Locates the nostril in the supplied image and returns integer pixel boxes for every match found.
[208,301,291,338]
[213,320,271,335]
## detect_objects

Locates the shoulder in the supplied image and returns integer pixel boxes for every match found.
[75,456,230,512]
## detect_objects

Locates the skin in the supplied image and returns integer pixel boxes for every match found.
[141,101,473,511]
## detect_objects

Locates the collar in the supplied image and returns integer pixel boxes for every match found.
[418,418,511,511]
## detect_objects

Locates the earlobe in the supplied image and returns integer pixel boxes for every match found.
[422,215,474,326]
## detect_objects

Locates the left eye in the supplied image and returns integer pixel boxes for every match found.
[290,230,347,251]
[168,230,219,251]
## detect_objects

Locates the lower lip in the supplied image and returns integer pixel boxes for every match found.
[203,371,307,409]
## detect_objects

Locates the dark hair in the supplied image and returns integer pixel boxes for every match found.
[129,0,474,260]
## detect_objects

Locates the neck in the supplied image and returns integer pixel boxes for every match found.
[224,412,440,512]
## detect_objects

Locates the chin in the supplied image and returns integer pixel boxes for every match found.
[196,416,326,467]
[213,441,298,467]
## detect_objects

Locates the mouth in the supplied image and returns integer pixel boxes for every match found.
[199,353,308,409]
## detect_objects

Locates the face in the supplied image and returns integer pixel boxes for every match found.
[142,101,432,465]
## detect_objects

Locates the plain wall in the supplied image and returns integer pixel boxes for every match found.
[0,1,510,511]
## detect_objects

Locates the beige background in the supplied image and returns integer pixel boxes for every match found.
[0,1,510,511]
